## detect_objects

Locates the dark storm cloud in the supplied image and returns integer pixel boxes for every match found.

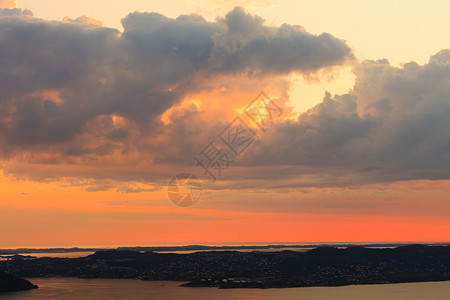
[0,7,352,155]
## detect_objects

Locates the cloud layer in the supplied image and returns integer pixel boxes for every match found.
[2,7,449,190]
[0,8,352,160]
[0,8,353,185]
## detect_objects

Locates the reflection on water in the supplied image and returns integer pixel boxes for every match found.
[21,252,95,259]
[1,278,450,300]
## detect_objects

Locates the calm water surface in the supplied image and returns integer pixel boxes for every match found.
[1,278,450,299]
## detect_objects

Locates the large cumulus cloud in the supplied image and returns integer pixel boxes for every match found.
[0,6,448,190]
[0,7,352,163]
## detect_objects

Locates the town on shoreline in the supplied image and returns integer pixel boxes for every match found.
[1,244,450,291]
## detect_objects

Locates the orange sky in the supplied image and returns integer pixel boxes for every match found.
[1,170,449,247]
[0,2,449,248]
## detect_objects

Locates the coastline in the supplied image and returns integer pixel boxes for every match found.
[2,245,450,290]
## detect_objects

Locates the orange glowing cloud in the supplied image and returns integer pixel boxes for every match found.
[63,15,103,26]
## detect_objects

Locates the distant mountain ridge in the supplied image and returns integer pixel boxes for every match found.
[1,242,449,255]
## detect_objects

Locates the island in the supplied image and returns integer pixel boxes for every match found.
[1,245,450,289]
[0,271,38,293]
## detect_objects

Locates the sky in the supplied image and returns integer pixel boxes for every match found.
[0,0,449,247]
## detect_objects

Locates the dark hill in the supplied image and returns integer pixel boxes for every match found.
[0,271,38,293]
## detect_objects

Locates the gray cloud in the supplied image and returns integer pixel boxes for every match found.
[210,8,353,75]
[1,6,448,190]
[0,8,32,17]
[243,50,450,182]
[0,7,352,159]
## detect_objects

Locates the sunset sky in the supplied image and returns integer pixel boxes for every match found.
[0,0,449,247]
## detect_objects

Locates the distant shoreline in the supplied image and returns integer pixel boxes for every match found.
[1,242,449,255]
